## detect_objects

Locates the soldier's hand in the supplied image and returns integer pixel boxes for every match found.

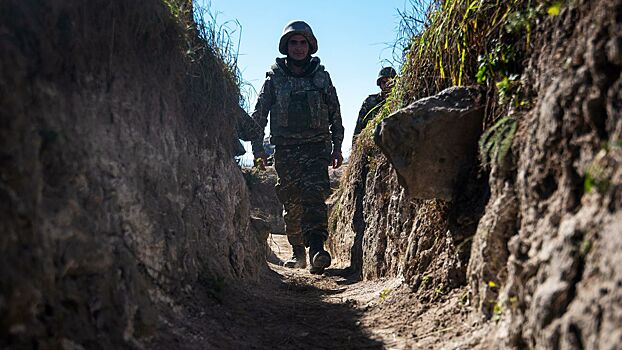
[331,151,343,169]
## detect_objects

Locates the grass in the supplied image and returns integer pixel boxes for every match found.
[356,0,573,170]
[491,301,503,322]
[162,0,260,111]
[420,275,431,290]
[394,0,559,99]
[154,0,264,156]
[478,116,517,168]
[379,288,392,302]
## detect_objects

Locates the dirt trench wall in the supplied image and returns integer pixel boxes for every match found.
[328,141,486,296]
[331,0,620,348]
[0,1,263,348]
[473,0,622,348]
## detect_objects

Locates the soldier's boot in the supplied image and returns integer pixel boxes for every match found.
[308,236,331,275]
[283,245,307,269]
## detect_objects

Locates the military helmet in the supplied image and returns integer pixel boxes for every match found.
[376,67,397,85]
[279,20,318,55]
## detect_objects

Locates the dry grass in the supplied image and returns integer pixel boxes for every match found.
[156,0,253,154]
[358,0,570,167]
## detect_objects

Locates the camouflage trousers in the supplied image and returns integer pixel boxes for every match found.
[273,141,332,247]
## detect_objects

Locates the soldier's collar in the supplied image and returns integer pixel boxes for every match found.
[275,57,321,77]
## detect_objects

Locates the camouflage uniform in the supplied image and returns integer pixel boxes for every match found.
[352,92,385,140]
[251,57,343,246]
[235,105,263,142]
[352,67,396,143]
[234,105,263,157]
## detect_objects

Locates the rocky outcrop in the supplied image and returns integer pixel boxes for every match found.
[0,1,264,348]
[375,86,485,201]
[329,122,486,292]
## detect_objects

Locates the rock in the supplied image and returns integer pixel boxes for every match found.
[243,167,285,237]
[374,86,485,201]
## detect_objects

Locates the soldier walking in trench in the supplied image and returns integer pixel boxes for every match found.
[251,20,344,274]
[351,67,396,144]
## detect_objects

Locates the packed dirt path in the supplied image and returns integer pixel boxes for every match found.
[149,234,484,350]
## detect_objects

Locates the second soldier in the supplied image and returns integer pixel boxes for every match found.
[352,67,396,144]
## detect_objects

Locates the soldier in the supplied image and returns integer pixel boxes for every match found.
[251,20,344,274]
[352,67,397,143]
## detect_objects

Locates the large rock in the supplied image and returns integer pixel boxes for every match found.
[374,86,484,201]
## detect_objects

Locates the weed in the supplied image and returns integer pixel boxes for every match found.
[479,116,517,168]
[584,148,614,194]
[192,2,242,84]
[547,2,563,16]
[492,301,503,322]
[366,153,379,172]
[162,0,192,21]
[580,238,592,256]
[584,171,605,194]
[476,41,518,85]
[365,0,572,158]
[420,275,431,290]
[393,0,541,101]
[379,288,392,302]
[495,74,521,106]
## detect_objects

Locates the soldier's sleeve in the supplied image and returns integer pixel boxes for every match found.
[326,76,344,152]
[250,76,274,155]
[353,98,370,139]
[235,105,262,141]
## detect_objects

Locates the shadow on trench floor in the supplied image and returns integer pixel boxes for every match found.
[148,234,386,350]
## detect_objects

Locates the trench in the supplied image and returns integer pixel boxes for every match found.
[146,234,476,350]
[3,1,620,349]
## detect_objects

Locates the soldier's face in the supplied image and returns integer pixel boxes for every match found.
[287,34,309,60]
[380,78,393,93]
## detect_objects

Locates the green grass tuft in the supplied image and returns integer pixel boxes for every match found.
[478,116,517,168]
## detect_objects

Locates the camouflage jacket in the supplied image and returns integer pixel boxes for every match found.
[235,105,263,142]
[251,57,344,155]
[353,92,385,141]
[232,105,262,157]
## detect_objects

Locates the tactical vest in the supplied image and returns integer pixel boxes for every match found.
[268,63,332,145]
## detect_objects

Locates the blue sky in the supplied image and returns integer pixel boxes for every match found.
[199,0,413,157]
